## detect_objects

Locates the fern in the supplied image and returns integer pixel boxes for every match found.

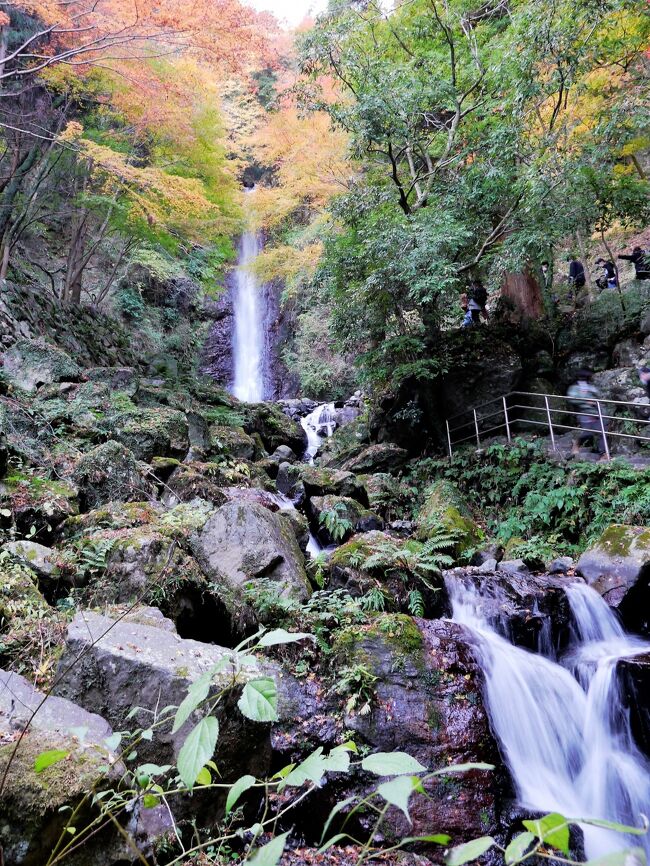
[407,589,425,617]
[319,503,354,542]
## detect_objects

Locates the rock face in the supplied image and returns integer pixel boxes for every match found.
[108,407,190,461]
[577,525,650,623]
[0,669,121,866]
[192,501,310,618]
[309,494,384,545]
[243,402,307,455]
[2,338,82,392]
[299,465,369,505]
[415,480,482,555]
[341,443,409,474]
[442,341,522,418]
[444,568,576,651]
[73,440,154,508]
[53,612,272,780]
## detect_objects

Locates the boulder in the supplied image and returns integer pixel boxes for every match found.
[275,615,504,846]
[222,486,282,511]
[0,669,123,866]
[276,461,305,504]
[273,444,297,463]
[0,471,79,541]
[243,402,307,455]
[192,501,310,621]
[612,338,644,368]
[208,424,259,461]
[108,407,189,461]
[2,540,55,578]
[58,501,163,539]
[444,567,575,651]
[0,558,49,625]
[592,368,648,411]
[498,559,530,576]
[73,440,155,509]
[415,480,481,556]
[341,443,408,475]
[53,612,272,779]
[549,556,574,575]
[309,494,384,546]
[577,525,650,627]
[162,463,229,508]
[2,338,81,392]
[85,366,138,394]
[298,465,369,506]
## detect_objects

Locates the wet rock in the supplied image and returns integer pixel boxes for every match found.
[0,669,122,866]
[478,558,498,573]
[73,440,155,509]
[341,443,409,475]
[471,545,505,566]
[2,338,82,392]
[299,465,369,506]
[498,559,530,576]
[444,568,575,651]
[617,653,650,757]
[415,480,482,556]
[549,556,574,575]
[273,444,297,463]
[276,461,305,505]
[208,424,259,460]
[53,612,272,778]
[2,540,55,578]
[192,501,310,619]
[243,402,307,455]
[577,525,650,616]
[108,406,189,461]
[280,509,310,555]
[310,495,384,546]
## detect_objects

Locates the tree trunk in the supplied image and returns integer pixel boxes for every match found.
[500,270,544,319]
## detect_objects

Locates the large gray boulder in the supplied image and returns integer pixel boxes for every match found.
[577,525,650,630]
[192,501,310,612]
[73,440,155,508]
[2,338,81,392]
[341,443,408,475]
[2,540,55,578]
[0,669,124,866]
[53,612,272,781]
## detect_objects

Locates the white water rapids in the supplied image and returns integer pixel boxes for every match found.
[232,192,265,403]
[448,577,650,859]
[301,402,337,464]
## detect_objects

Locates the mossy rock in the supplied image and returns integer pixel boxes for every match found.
[415,480,482,556]
[298,465,368,505]
[577,524,650,614]
[106,406,189,461]
[340,443,408,475]
[73,440,154,509]
[163,463,230,508]
[310,494,383,545]
[2,337,82,393]
[0,558,49,623]
[333,613,424,670]
[0,472,79,539]
[59,500,163,539]
[241,402,307,455]
[207,425,259,461]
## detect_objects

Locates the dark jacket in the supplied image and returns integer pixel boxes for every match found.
[568,260,585,287]
[619,250,650,280]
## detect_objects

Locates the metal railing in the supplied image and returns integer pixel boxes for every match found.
[445,390,650,460]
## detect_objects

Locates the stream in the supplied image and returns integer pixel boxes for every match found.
[448,576,650,859]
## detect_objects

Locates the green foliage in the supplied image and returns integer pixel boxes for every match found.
[319,502,354,542]
[336,663,378,716]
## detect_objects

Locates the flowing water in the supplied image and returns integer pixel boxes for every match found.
[301,402,337,463]
[232,193,265,403]
[448,577,650,858]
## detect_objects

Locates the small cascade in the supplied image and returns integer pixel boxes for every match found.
[448,577,650,859]
[231,190,265,403]
[301,402,337,463]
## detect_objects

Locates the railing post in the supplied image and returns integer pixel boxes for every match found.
[473,409,481,450]
[544,395,557,451]
[445,419,453,461]
[502,396,511,443]
[596,399,611,461]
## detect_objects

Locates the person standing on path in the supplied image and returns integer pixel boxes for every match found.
[567,369,606,458]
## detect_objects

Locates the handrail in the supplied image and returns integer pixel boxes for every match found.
[445,388,650,460]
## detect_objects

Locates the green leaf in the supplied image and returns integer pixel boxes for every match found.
[361,752,426,776]
[280,748,328,789]
[238,677,278,723]
[581,817,649,836]
[320,797,356,844]
[523,813,570,854]
[377,775,419,821]
[196,766,212,786]
[257,629,314,647]
[505,831,536,864]
[177,716,219,789]
[226,774,256,815]
[446,836,496,866]
[245,830,289,865]
[104,732,122,751]
[34,749,70,773]
[142,793,160,809]
[171,671,212,734]
[319,833,354,853]
[401,835,451,845]
[323,744,353,773]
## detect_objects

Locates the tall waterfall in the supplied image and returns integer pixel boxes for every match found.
[448,577,650,859]
[232,192,265,403]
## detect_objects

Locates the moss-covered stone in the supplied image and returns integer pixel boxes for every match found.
[415,479,482,556]
[0,471,79,538]
[0,558,49,623]
[207,424,259,461]
[60,501,162,539]
[73,440,154,509]
[2,337,82,392]
[106,406,189,461]
[577,524,650,613]
[310,494,383,545]
[241,402,307,455]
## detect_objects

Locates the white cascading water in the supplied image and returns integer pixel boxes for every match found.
[232,191,265,403]
[301,402,337,463]
[448,577,650,859]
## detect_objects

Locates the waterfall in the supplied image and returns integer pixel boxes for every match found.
[448,577,650,859]
[301,402,337,463]
[232,191,265,403]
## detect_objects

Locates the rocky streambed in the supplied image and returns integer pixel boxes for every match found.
[2,338,650,865]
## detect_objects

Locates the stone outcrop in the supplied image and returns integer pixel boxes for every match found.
[415,480,482,555]
[2,338,82,392]
[309,494,384,545]
[72,440,154,509]
[340,443,409,475]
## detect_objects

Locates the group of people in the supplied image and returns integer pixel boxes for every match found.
[567,364,650,458]
[562,246,650,294]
